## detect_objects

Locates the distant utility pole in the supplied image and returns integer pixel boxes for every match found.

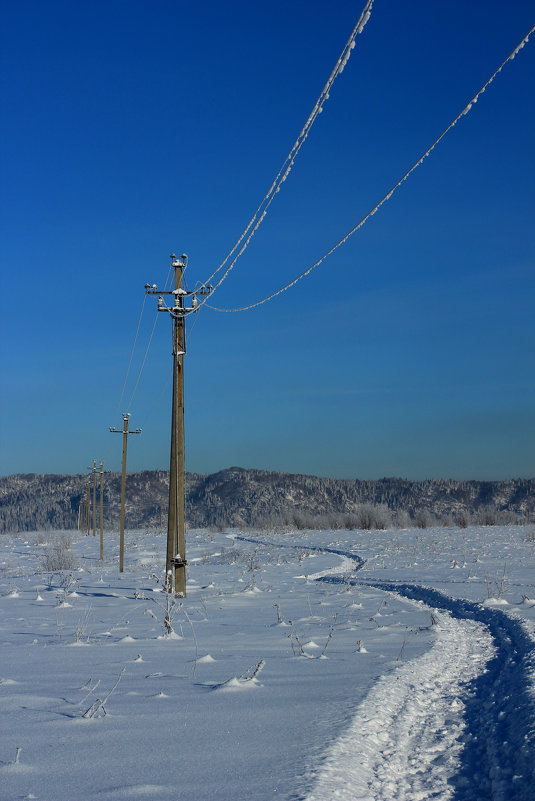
[145,254,212,596]
[87,462,97,535]
[110,413,141,572]
[92,460,97,537]
[100,461,104,561]
[86,477,91,536]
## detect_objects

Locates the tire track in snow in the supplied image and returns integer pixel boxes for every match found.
[235,535,535,800]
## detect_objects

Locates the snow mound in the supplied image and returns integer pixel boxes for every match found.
[482,597,509,606]
[212,677,262,692]
[197,654,216,663]
[108,785,172,797]
[156,631,183,640]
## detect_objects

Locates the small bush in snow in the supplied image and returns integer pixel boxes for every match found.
[414,509,432,529]
[455,511,470,528]
[40,534,76,572]
[478,506,497,526]
[524,526,535,542]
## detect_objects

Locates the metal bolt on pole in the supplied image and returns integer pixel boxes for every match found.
[110,414,141,572]
[145,254,213,596]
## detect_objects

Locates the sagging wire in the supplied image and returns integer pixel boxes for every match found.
[112,258,174,422]
[140,367,173,429]
[197,0,375,305]
[205,24,535,314]
[125,310,159,413]
[113,294,147,420]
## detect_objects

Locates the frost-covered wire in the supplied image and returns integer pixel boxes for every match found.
[198,0,375,303]
[125,309,159,412]
[113,294,146,419]
[206,24,535,313]
[163,259,174,291]
[140,367,172,429]
[112,260,173,423]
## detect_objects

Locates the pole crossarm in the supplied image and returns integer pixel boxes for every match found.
[109,425,142,435]
[144,254,213,323]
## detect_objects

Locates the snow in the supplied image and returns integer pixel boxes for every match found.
[306,614,492,801]
[0,524,534,800]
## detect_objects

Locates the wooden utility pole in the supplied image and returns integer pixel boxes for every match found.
[145,254,212,596]
[169,258,186,596]
[100,461,104,560]
[110,414,141,572]
[86,477,91,535]
[92,460,97,537]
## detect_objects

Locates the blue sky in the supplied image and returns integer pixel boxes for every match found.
[1,0,534,480]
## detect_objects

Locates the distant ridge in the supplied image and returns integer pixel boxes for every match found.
[0,468,533,534]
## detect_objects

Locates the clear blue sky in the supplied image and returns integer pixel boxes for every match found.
[1,0,534,480]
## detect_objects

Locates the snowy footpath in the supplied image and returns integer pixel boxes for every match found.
[1,525,534,800]
[304,595,492,801]
[242,531,535,801]
[306,533,535,801]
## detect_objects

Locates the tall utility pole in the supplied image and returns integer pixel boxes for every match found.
[145,254,212,596]
[110,414,141,573]
[100,461,104,561]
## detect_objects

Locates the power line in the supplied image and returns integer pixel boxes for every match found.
[140,367,172,429]
[125,309,159,412]
[206,24,535,314]
[135,305,200,431]
[113,294,146,419]
[197,0,375,304]
[108,259,174,431]
[163,259,174,291]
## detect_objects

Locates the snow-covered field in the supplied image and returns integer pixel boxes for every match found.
[1,523,534,801]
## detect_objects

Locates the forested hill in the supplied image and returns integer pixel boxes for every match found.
[0,468,533,534]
